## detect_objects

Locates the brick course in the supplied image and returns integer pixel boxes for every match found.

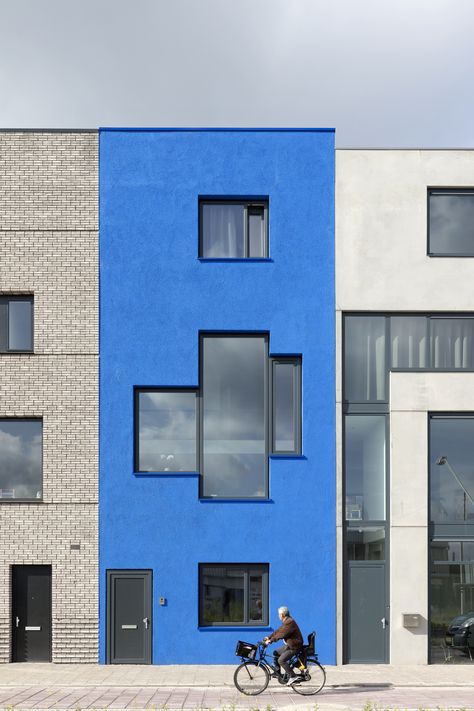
[0,131,98,663]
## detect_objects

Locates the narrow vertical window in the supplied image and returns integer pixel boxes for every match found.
[271,358,302,455]
[199,200,268,258]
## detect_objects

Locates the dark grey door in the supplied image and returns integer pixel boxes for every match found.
[107,570,152,664]
[346,563,388,663]
[12,565,52,662]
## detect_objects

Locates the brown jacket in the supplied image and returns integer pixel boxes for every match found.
[269,615,303,650]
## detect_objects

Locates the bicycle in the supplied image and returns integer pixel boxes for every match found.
[234,632,326,696]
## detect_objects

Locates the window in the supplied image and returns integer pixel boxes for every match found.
[199,200,268,258]
[199,564,268,626]
[343,316,387,403]
[201,335,268,498]
[344,415,386,521]
[429,416,474,525]
[271,358,302,454]
[346,527,385,560]
[135,390,197,472]
[428,189,474,256]
[0,419,42,501]
[0,296,33,352]
[135,335,302,495]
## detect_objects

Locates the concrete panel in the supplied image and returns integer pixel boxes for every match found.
[337,150,474,312]
[391,411,428,527]
[391,372,474,412]
[390,526,428,665]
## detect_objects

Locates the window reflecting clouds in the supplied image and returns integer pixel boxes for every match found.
[429,191,474,256]
[137,391,197,472]
[0,420,42,500]
[202,335,267,498]
[430,417,474,523]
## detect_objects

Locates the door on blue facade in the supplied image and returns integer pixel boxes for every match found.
[107,570,152,664]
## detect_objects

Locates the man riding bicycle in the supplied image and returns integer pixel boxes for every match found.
[263,606,304,686]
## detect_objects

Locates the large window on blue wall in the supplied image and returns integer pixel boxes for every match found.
[199,200,268,258]
[199,564,268,626]
[135,390,197,472]
[201,335,268,498]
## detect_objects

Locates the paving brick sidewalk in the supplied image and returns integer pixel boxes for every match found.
[0,664,473,710]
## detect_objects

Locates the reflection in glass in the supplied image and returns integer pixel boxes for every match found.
[248,207,265,257]
[345,416,386,521]
[201,566,244,624]
[8,300,32,351]
[430,541,474,664]
[273,360,301,453]
[0,420,42,500]
[202,336,267,498]
[430,417,474,523]
[431,319,474,369]
[201,204,245,258]
[200,565,267,626]
[429,191,474,256]
[391,316,428,368]
[137,391,197,472]
[346,528,385,560]
[344,316,386,402]
[249,575,263,622]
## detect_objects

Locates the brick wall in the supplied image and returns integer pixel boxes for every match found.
[0,131,98,662]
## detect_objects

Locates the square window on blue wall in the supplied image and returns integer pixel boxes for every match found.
[199,199,268,258]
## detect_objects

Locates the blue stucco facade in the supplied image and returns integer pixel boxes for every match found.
[99,128,336,664]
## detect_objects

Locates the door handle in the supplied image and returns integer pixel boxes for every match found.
[15,617,20,628]
[143,617,150,630]
[381,617,387,629]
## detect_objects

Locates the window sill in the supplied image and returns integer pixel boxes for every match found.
[0,499,43,504]
[198,258,273,263]
[198,625,273,631]
[270,454,306,460]
[199,497,273,503]
[134,471,199,477]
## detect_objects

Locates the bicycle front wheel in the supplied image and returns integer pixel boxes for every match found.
[233,661,270,695]
[292,657,326,695]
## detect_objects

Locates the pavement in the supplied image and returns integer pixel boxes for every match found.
[0,662,473,711]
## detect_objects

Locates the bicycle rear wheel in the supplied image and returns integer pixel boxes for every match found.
[233,661,270,695]
[292,657,326,695]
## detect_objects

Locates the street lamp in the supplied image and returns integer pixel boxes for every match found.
[436,456,474,509]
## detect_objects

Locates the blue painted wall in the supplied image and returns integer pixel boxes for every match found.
[99,128,336,664]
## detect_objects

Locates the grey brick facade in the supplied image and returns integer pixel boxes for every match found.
[0,131,98,662]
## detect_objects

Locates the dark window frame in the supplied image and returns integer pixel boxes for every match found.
[198,198,269,259]
[0,295,34,353]
[134,387,199,474]
[198,563,269,627]
[199,332,270,500]
[0,417,43,503]
[428,187,474,258]
[270,356,302,455]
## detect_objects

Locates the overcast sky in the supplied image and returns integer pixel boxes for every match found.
[0,0,473,146]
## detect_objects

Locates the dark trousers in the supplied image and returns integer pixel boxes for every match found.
[274,644,300,676]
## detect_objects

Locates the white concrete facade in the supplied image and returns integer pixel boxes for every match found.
[336,150,474,665]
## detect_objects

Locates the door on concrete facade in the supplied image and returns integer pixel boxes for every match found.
[346,562,388,663]
[12,565,52,662]
[107,570,152,664]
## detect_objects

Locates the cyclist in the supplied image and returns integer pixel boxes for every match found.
[263,606,304,686]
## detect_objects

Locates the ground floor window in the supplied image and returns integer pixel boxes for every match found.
[430,540,474,663]
[199,564,268,626]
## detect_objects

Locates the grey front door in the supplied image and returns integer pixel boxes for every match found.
[107,570,152,664]
[346,563,388,663]
[12,565,52,662]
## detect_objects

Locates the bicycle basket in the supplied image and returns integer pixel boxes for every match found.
[235,640,257,659]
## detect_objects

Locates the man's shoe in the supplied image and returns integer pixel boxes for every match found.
[286,675,300,686]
